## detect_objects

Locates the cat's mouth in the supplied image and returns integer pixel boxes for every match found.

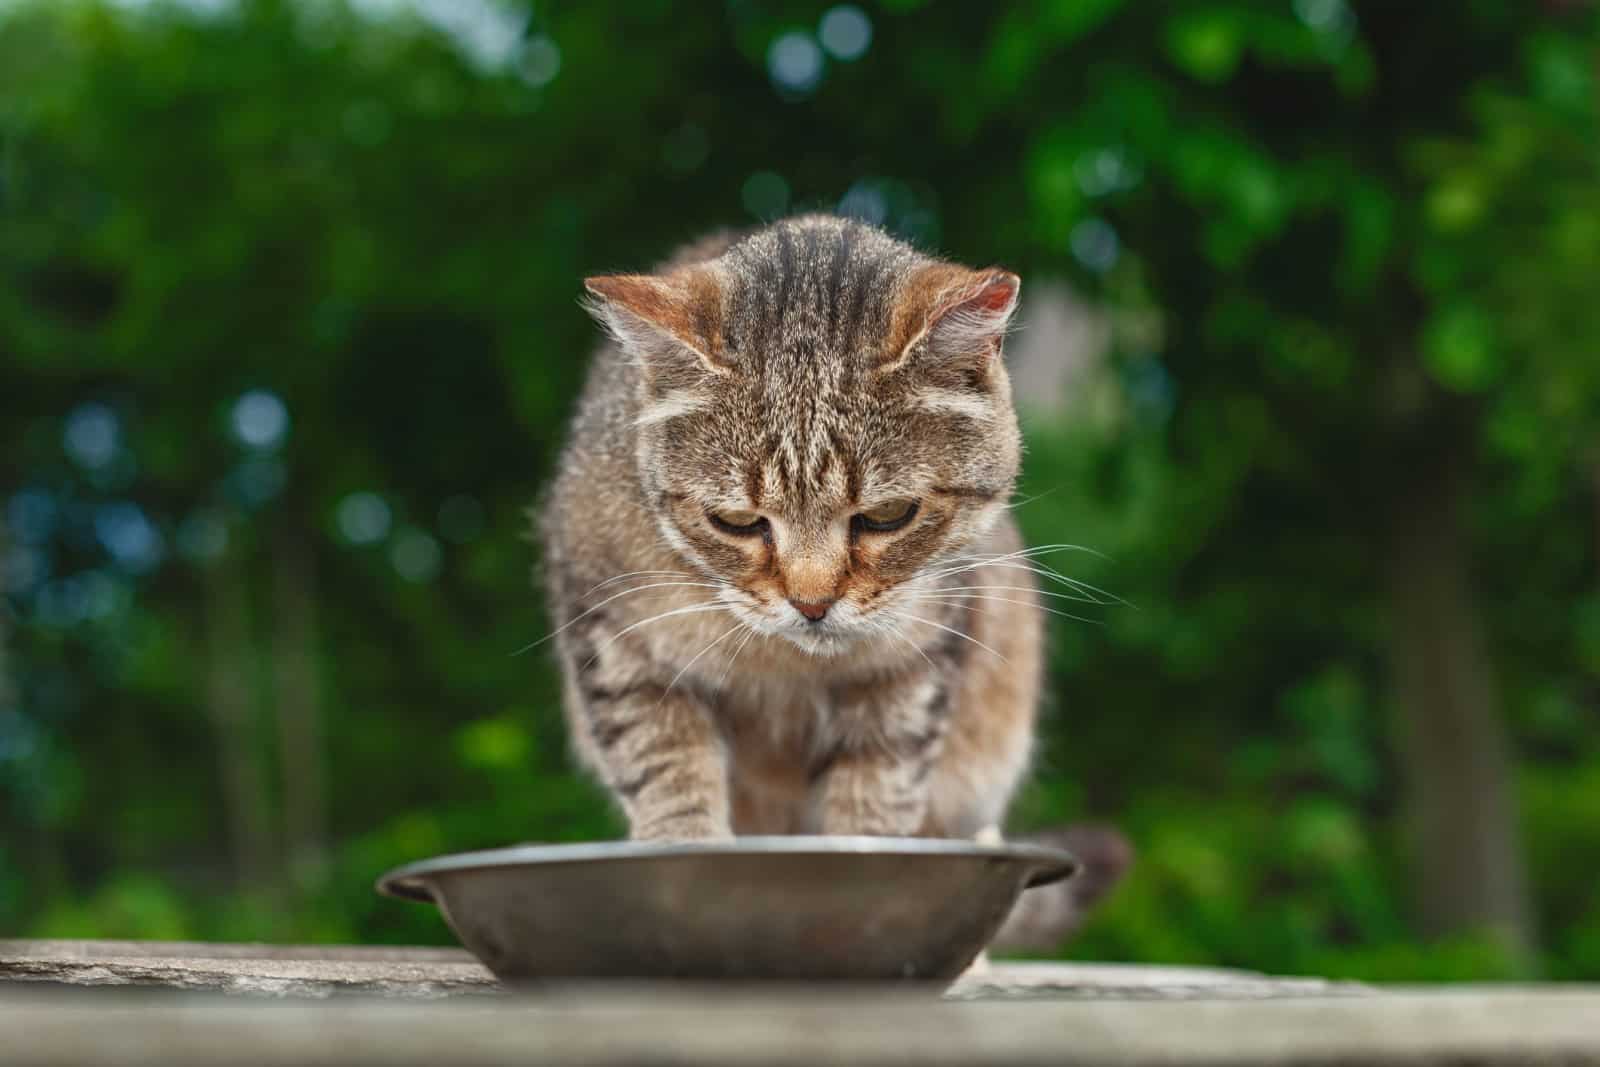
[727,598,870,656]
[775,624,857,656]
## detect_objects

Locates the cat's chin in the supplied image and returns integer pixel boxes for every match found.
[775,626,860,657]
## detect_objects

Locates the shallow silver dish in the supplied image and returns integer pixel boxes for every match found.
[377,836,1076,983]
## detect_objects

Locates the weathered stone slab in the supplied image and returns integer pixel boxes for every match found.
[948,961,1364,1001]
[0,940,496,999]
[0,941,1360,1001]
[2,940,477,962]
[4,942,1597,1064]
[4,985,1600,1065]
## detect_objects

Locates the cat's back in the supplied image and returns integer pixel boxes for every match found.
[556,338,638,490]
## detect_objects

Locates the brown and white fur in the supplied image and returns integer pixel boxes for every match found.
[538,215,1042,845]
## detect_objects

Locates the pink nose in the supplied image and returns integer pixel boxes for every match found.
[789,598,833,622]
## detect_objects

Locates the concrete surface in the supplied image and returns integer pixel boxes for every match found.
[0,939,1355,1000]
[4,940,1599,1065]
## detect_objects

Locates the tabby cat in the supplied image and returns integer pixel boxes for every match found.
[538,214,1042,844]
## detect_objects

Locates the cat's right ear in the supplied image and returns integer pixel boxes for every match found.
[878,265,1021,377]
[583,271,730,375]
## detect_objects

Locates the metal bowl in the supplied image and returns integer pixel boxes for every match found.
[377,836,1076,984]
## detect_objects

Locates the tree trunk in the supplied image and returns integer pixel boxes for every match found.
[0,520,14,716]
[272,523,327,892]
[202,555,275,888]
[1383,449,1533,967]
[1591,447,1600,577]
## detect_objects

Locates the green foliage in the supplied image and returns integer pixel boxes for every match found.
[2,0,1598,982]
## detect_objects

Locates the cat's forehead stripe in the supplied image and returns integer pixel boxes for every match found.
[826,223,854,337]
[737,421,856,514]
[720,216,916,361]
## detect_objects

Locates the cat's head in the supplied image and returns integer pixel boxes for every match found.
[584,215,1023,654]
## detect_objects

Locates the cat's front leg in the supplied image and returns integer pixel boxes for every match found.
[816,669,948,837]
[617,700,731,841]
[566,662,732,840]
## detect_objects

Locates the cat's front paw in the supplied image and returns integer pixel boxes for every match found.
[630,812,733,842]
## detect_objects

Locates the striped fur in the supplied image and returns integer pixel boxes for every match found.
[538,215,1041,844]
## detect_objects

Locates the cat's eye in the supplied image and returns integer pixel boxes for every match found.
[854,499,919,533]
[708,509,767,536]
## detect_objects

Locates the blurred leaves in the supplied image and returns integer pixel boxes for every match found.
[1423,304,1498,393]
[1,0,1598,982]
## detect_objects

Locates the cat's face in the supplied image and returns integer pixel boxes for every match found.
[586,216,1023,654]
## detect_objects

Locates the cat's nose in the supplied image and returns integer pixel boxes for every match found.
[788,598,834,622]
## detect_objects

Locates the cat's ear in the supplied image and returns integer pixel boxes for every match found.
[880,266,1021,376]
[583,270,729,374]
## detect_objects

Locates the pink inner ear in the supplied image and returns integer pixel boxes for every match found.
[966,272,1020,314]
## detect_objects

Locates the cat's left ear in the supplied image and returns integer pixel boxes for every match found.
[879,266,1020,376]
[583,269,730,374]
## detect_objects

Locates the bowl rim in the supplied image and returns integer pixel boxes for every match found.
[376,835,1078,903]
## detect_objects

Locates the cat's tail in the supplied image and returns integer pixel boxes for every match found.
[989,824,1133,954]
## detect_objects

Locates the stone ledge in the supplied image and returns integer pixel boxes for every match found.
[3,940,478,962]
[4,985,1600,1066]
[948,961,1364,1001]
[0,940,493,999]
[5,942,1597,1065]
[0,940,1359,1001]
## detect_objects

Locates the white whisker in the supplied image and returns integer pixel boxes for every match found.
[882,609,1009,664]
[929,583,1108,607]
[583,569,696,595]
[922,543,1109,583]
[881,620,937,671]
[712,623,761,699]
[919,557,1124,606]
[1003,486,1066,511]
[582,604,728,669]
[514,579,727,655]
[905,592,1102,626]
[656,623,745,708]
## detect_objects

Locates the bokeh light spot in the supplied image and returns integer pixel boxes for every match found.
[3,545,49,595]
[818,5,872,62]
[1075,147,1140,197]
[741,171,791,219]
[231,389,289,450]
[225,457,287,508]
[1070,217,1120,273]
[391,527,442,582]
[80,570,126,620]
[838,179,889,226]
[94,501,165,575]
[0,710,37,765]
[416,0,525,70]
[37,578,90,628]
[337,492,392,545]
[1294,0,1354,35]
[64,404,120,471]
[518,35,561,88]
[7,489,58,545]
[768,32,824,96]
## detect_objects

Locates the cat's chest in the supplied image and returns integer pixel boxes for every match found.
[711,669,831,752]
[650,617,923,757]
[712,675,831,834]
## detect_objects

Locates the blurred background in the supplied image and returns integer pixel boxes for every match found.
[3,0,1599,980]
